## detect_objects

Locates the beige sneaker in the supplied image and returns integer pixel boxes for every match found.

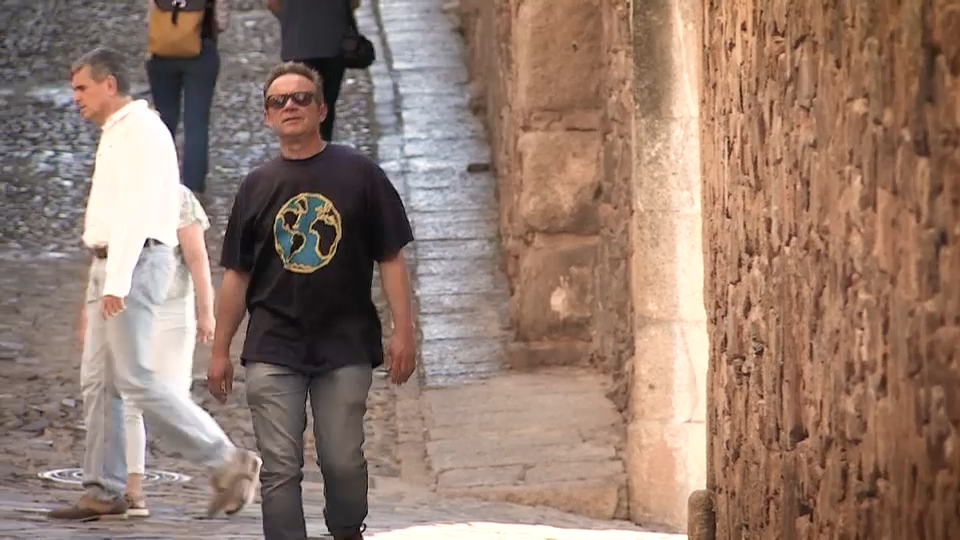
[48,495,128,522]
[124,493,150,518]
[207,448,262,518]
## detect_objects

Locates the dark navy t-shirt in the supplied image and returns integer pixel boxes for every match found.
[220,144,414,375]
[278,0,350,61]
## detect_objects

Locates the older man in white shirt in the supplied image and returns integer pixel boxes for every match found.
[49,47,261,522]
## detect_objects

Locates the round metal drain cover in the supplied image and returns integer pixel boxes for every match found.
[38,468,192,485]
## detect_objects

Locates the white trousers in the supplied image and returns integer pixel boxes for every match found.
[122,289,196,475]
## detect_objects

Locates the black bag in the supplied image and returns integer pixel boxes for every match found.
[341,0,375,69]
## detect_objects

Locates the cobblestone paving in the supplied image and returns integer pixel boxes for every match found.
[0,0,395,499]
[0,478,683,539]
[0,0,684,537]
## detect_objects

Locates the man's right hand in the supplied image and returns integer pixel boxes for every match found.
[207,353,235,403]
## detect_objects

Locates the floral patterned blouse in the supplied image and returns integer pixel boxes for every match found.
[167,185,211,300]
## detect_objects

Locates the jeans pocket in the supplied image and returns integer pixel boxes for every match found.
[131,252,175,307]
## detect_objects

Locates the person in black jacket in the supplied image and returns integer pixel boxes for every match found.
[267,0,359,141]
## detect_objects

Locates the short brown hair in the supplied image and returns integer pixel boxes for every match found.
[262,62,325,105]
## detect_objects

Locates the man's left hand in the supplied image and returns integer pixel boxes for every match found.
[386,327,416,385]
[101,295,126,318]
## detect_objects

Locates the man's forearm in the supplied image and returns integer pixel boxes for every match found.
[380,251,414,334]
[212,269,249,356]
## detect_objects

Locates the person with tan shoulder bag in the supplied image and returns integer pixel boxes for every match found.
[145,0,229,196]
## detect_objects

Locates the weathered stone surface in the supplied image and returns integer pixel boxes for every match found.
[626,421,706,531]
[458,0,698,531]
[420,371,628,519]
[524,459,625,484]
[514,0,603,114]
[632,211,706,322]
[437,465,524,489]
[420,312,508,340]
[0,480,687,539]
[517,131,602,233]
[505,341,592,370]
[634,118,701,213]
[701,1,960,539]
[687,490,716,540]
[427,437,615,471]
[516,237,598,342]
[625,0,708,532]
[630,322,707,423]
[457,0,626,396]
[443,480,623,521]
[419,337,506,388]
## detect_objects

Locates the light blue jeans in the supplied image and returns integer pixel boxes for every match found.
[123,285,196,475]
[80,245,233,501]
[245,362,372,539]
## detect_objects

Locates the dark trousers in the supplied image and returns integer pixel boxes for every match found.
[147,38,220,194]
[302,57,346,142]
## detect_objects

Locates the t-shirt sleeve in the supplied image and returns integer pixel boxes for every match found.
[178,186,211,230]
[365,163,414,262]
[220,175,256,272]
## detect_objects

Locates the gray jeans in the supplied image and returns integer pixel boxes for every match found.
[80,246,234,500]
[246,362,372,539]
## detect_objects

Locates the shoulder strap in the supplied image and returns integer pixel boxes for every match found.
[343,0,360,35]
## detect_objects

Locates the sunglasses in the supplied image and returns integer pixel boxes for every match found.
[264,91,318,110]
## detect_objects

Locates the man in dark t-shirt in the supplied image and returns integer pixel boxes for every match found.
[208,62,416,540]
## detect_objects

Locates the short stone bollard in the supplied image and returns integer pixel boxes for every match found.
[687,489,716,540]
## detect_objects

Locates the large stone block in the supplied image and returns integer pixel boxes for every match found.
[632,210,706,322]
[630,321,708,423]
[634,116,701,213]
[626,420,706,532]
[515,0,603,114]
[515,237,598,341]
[517,130,602,233]
[505,341,592,370]
[442,479,624,520]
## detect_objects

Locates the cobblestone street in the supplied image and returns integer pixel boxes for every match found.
[0,0,392,490]
[0,0,682,538]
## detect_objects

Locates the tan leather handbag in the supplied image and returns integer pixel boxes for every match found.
[148,0,207,58]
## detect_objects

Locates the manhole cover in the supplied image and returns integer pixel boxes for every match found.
[38,468,192,485]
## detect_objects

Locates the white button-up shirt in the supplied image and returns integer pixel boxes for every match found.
[82,99,181,298]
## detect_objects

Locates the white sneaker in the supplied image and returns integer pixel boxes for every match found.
[207,449,262,518]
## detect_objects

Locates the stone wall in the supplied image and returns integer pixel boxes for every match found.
[458,0,631,374]
[700,1,960,539]
[456,0,707,532]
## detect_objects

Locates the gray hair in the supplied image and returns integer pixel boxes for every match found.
[71,47,131,95]
[262,61,325,105]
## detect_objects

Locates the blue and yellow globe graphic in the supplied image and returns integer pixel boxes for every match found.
[273,192,343,273]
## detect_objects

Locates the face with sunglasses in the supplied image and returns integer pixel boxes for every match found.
[263,74,328,138]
